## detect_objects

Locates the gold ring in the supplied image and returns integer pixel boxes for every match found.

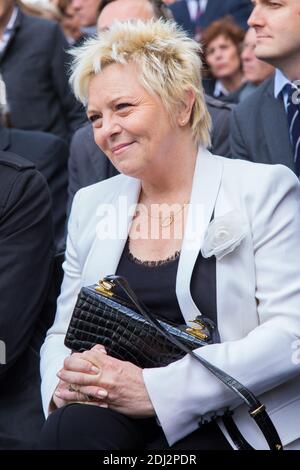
[68,384,77,392]
[82,393,93,402]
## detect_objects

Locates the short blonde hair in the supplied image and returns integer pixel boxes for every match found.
[69,19,211,147]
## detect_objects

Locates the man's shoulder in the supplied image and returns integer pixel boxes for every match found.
[9,129,68,148]
[9,127,67,147]
[71,123,93,144]
[205,95,234,113]
[20,10,60,34]
[0,150,35,173]
[233,76,274,118]
[70,123,100,159]
[0,151,42,210]
[17,10,64,48]
[7,128,68,163]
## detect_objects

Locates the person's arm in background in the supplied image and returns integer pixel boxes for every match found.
[50,23,87,139]
[0,155,54,378]
[230,107,252,160]
[207,96,234,157]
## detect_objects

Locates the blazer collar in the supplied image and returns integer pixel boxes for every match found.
[82,148,223,325]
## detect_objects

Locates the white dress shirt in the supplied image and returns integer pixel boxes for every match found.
[0,7,18,54]
[274,68,300,111]
[186,0,208,21]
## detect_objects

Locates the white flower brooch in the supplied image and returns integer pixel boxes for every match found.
[201,210,248,260]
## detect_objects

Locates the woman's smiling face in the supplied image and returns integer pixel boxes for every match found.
[87,62,177,179]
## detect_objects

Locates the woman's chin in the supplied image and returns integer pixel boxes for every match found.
[114,162,142,179]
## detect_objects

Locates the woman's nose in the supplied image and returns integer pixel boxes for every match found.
[214,48,223,60]
[100,116,122,141]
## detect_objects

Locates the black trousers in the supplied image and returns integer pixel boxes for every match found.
[37,403,232,450]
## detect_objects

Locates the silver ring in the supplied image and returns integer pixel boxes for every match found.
[68,384,77,392]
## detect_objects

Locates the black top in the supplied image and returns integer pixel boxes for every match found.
[116,239,217,326]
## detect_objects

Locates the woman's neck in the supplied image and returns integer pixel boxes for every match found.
[139,141,198,205]
[220,70,243,94]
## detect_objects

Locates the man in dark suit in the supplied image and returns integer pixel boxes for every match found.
[0,1,86,142]
[0,150,54,449]
[0,123,68,248]
[169,0,253,37]
[230,0,300,176]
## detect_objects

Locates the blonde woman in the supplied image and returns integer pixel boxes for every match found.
[39,20,300,450]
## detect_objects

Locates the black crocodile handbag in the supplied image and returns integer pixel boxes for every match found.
[65,281,217,367]
[65,274,283,451]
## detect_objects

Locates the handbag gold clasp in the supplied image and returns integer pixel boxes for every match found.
[95,279,115,297]
[186,318,209,341]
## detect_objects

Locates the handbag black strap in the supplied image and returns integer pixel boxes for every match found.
[105,275,283,451]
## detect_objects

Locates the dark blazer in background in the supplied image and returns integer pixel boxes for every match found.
[203,79,251,104]
[0,151,54,449]
[67,96,234,214]
[230,77,295,172]
[170,0,253,36]
[0,125,68,248]
[0,9,86,142]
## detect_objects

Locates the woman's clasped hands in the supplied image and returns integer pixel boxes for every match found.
[53,344,155,418]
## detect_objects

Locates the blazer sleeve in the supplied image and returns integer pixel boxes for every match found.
[210,105,232,158]
[40,190,83,416]
[0,168,54,379]
[143,165,300,445]
[230,107,251,160]
[50,24,86,138]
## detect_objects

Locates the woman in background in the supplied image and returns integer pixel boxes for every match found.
[202,16,245,102]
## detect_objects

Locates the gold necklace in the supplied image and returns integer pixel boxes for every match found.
[146,202,189,227]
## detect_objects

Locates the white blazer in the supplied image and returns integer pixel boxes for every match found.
[40,149,300,450]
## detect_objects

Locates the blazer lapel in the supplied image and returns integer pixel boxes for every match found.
[261,79,294,169]
[82,176,141,285]
[176,148,223,325]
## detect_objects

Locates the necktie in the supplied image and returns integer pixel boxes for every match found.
[285,83,300,177]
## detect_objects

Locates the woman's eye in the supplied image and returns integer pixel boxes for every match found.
[88,114,101,123]
[116,103,131,110]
